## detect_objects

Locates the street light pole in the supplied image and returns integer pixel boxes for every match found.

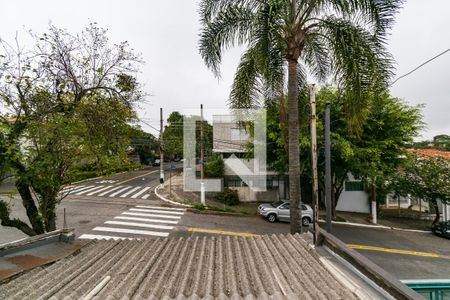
[160,108,164,188]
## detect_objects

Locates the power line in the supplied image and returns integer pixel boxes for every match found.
[391,47,450,86]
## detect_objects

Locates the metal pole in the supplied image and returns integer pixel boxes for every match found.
[169,157,172,198]
[160,108,164,187]
[200,104,205,205]
[325,101,332,233]
[309,84,319,245]
[63,208,67,229]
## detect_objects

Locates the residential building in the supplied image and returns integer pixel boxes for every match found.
[212,114,287,202]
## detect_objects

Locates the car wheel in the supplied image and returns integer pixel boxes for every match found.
[267,213,277,223]
[302,217,311,227]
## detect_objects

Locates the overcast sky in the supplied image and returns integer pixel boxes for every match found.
[1,0,449,140]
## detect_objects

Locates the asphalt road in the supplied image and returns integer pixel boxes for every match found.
[3,166,450,280]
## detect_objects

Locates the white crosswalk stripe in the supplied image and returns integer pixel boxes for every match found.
[87,185,115,196]
[104,220,174,230]
[65,183,157,199]
[135,205,185,211]
[113,216,179,224]
[79,205,185,240]
[122,212,181,219]
[129,208,184,215]
[93,227,169,237]
[131,187,150,198]
[97,185,123,196]
[75,185,105,196]
[108,186,132,197]
[120,186,141,198]
[69,185,96,194]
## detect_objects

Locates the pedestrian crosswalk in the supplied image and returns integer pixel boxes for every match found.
[62,184,153,199]
[78,205,186,240]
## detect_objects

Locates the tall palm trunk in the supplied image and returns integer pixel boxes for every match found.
[287,58,302,233]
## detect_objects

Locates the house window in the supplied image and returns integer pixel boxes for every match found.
[224,176,242,187]
[345,181,364,191]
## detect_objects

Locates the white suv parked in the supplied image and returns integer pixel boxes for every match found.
[257,200,314,226]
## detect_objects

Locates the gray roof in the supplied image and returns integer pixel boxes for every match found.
[0,234,358,299]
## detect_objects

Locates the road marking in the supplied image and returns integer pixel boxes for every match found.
[136,205,185,211]
[131,187,150,198]
[87,185,115,196]
[62,185,85,192]
[347,244,442,258]
[129,208,184,215]
[113,170,159,186]
[187,227,258,237]
[122,212,181,220]
[98,185,123,196]
[104,220,174,230]
[93,226,169,237]
[120,186,141,198]
[114,216,178,224]
[109,186,132,197]
[75,185,105,196]
[69,185,95,194]
[78,234,138,241]
[142,194,150,199]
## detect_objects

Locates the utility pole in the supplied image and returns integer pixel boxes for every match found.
[325,101,332,233]
[169,155,172,198]
[160,108,164,188]
[200,104,205,205]
[309,84,319,245]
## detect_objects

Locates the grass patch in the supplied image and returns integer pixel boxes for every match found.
[192,202,206,210]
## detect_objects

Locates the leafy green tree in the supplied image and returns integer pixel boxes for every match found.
[163,111,213,159]
[199,0,400,232]
[265,87,423,218]
[204,155,225,178]
[0,23,143,235]
[391,155,450,225]
[129,125,159,165]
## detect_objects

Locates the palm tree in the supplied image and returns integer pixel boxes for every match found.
[199,0,401,233]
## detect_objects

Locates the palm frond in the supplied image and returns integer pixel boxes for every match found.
[229,49,262,109]
[199,3,256,76]
[329,0,403,34]
[301,31,331,82]
[320,16,394,132]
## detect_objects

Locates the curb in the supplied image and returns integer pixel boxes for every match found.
[319,219,431,233]
[153,186,191,208]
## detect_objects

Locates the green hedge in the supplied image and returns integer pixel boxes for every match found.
[215,188,240,206]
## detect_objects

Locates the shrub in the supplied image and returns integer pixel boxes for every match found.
[192,202,206,210]
[204,155,224,178]
[215,188,240,206]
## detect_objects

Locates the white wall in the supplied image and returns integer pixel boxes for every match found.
[336,191,370,213]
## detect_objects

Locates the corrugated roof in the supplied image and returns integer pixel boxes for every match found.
[0,234,358,299]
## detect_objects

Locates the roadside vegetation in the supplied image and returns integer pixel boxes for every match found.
[199,0,402,233]
[0,23,145,235]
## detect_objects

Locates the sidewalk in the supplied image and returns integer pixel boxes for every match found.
[336,211,432,231]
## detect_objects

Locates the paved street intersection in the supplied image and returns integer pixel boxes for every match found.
[78,205,186,240]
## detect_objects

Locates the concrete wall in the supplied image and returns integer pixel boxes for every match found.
[230,187,279,202]
[336,191,370,213]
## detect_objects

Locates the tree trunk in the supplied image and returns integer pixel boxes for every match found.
[433,202,440,225]
[287,58,302,233]
[15,179,45,234]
